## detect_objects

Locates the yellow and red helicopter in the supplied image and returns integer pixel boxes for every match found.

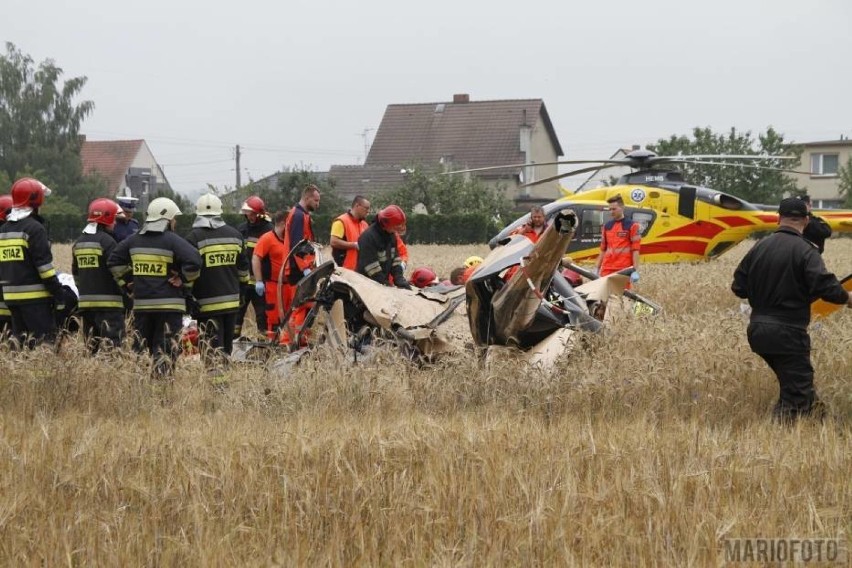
[475,149,852,263]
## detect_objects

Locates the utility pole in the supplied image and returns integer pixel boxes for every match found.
[235,144,241,189]
[360,128,374,163]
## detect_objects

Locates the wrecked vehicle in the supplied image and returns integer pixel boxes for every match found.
[233,209,661,373]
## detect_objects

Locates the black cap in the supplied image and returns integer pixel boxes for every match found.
[778,197,808,218]
[797,194,811,205]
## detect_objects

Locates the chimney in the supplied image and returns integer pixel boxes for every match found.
[453,93,470,104]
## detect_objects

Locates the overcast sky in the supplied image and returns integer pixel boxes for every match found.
[3,0,850,196]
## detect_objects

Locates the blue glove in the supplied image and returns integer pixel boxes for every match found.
[630,271,640,284]
[255,281,265,296]
[302,268,312,277]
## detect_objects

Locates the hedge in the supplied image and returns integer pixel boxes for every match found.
[41,213,503,245]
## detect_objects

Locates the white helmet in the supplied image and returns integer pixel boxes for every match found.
[146,197,182,222]
[196,193,223,216]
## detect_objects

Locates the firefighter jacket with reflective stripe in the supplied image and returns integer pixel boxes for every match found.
[186,224,250,315]
[72,228,125,310]
[108,229,202,312]
[600,217,640,274]
[237,218,272,283]
[356,222,411,289]
[282,204,314,285]
[0,216,63,305]
[331,211,368,269]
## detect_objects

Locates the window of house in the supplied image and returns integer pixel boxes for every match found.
[810,153,839,176]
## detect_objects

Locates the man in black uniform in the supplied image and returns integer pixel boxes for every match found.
[72,198,126,353]
[185,193,249,373]
[798,194,832,254]
[113,196,140,243]
[356,204,412,289]
[234,195,272,337]
[0,178,65,348]
[732,197,852,422]
[108,197,202,379]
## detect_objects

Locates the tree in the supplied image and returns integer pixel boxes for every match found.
[375,166,511,218]
[838,156,852,208]
[650,126,802,204]
[0,43,94,196]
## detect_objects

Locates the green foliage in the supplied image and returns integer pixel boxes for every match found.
[650,126,802,204]
[837,156,852,208]
[0,42,94,194]
[149,185,193,213]
[374,167,511,218]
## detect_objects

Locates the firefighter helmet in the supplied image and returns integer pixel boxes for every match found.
[411,266,438,288]
[196,193,223,216]
[377,204,406,232]
[146,197,182,222]
[241,195,266,215]
[0,194,12,222]
[10,177,52,209]
[87,198,121,226]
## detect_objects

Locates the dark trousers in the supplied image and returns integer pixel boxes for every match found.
[9,303,57,349]
[198,312,237,368]
[748,321,819,421]
[0,315,11,339]
[81,310,125,354]
[132,311,183,379]
[234,287,267,337]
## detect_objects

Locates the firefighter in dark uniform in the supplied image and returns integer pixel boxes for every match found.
[72,198,126,353]
[0,178,64,348]
[732,197,852,422]
[113,196,140,243]
[356,204,412,289]
[185,194,249,372]
[0,194,13,337]
[234,195,272,337]
[108,197,202,379]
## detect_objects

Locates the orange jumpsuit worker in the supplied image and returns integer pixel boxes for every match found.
[510,205,547,244]
[278,185,320,346]
[330,195,370,269]
[595,194,641,287]
[251,211,289,339]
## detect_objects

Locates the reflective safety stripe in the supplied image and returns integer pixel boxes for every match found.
[110,264,131,277]
[3,283,51,301]
[376,251,388,262]
[131,253,173,263]
[38,263,56,279]
[0,307,10,316]
[129,247,174,259]
[197,237,242,249]
[78,294,124,310]
[606,246,632,255]
[73,242,103,252]
[133,297,186,311]
[198,294,241,313]
[364,261,382,276]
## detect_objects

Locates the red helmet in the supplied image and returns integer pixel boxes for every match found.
[0,195,12,222]
[411,266,438,288]
[377,204,406,232]
[87,198,121,226]
[11,177,52,208]
[241,195,266,215]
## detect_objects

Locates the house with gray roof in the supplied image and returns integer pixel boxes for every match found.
[330,94,564,207]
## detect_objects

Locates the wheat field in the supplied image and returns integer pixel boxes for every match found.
[1,240,850,566]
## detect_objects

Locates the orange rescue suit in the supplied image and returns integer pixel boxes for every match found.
[599,218,640,276]
[331,211,368,269]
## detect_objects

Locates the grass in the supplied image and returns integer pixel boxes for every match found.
[1,239,850,565]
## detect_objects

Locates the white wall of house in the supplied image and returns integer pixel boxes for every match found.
[791,141,852,208]
[132,141,169,188]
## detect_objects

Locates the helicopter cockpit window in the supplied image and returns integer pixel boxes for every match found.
[578,209,606,241]
[630,211,655,236]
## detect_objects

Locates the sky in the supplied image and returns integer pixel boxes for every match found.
[3,0,850,197]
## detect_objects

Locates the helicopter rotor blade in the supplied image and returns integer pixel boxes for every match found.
[519,163,627,188]
[443,159,628,176]
[648,154,798,163]
[671,159,811,175]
